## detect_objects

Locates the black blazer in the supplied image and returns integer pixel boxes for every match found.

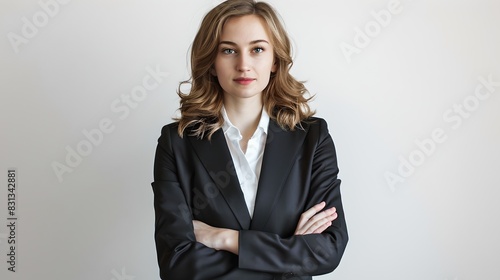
[152,117,348,280]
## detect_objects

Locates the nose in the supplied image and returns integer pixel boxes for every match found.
[236,53,250,72]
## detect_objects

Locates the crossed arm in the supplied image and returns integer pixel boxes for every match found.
[193,201,338,255]
[153,121,348,279]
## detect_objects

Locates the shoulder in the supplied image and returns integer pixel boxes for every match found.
[157,122,186,149]
[269,117,331,141]
[304,116,328,129]
[267,117,332,148]
[157,121,212,147]
[302,117,330,139]
[159,122,180,137]
[158,122,180,141]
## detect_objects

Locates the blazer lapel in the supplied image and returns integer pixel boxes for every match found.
[187,129,252,229]
[251,120,308,230]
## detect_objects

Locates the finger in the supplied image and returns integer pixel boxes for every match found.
[295,208,336,234]
[307,212,337,234]
[312,221,332,234]
[296,208,337,235]
[296,202,327,232]
[302,207,336,229]
[302,201,327,221]
[299,215,335,235]
[295,206,333,235]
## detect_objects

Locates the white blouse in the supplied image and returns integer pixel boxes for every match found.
[221,107,269,218]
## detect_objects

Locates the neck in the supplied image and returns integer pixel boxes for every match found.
[224,97,263,140]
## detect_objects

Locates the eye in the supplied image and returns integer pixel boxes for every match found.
[222,48,236,55]
[253,47,264,53]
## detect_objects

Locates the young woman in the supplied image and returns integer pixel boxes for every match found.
[152,0,348,279]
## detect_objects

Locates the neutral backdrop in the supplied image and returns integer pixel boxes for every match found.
[1,0,499,279]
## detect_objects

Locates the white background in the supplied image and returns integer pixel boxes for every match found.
[1,0,499,279]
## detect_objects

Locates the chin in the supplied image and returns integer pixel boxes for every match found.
[225,90,262,100]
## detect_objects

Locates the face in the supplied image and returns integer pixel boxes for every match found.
[213,15,277,103]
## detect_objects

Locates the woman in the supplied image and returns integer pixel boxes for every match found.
[152,0,348,279]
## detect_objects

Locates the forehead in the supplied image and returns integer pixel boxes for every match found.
[220,15,272,42]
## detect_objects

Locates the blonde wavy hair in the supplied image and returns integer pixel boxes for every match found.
[176,0,314,139]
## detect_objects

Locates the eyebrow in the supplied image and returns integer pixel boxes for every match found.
[219,39,270,46]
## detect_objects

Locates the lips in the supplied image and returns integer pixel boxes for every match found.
[233,77,255,85]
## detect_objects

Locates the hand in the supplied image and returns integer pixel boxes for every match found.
[193,220,221,249]
[193,220,239,254]
[294,201,337,235]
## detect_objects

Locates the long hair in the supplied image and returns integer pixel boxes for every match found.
[176,0,314,139]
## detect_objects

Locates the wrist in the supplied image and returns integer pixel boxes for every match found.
[218,229,239,255]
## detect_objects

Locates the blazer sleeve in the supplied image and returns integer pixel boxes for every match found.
[238,119,349,276]
[152,125,274,280]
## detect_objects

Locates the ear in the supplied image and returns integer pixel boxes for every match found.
[271,61,277,73]
[210,68,217,76]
